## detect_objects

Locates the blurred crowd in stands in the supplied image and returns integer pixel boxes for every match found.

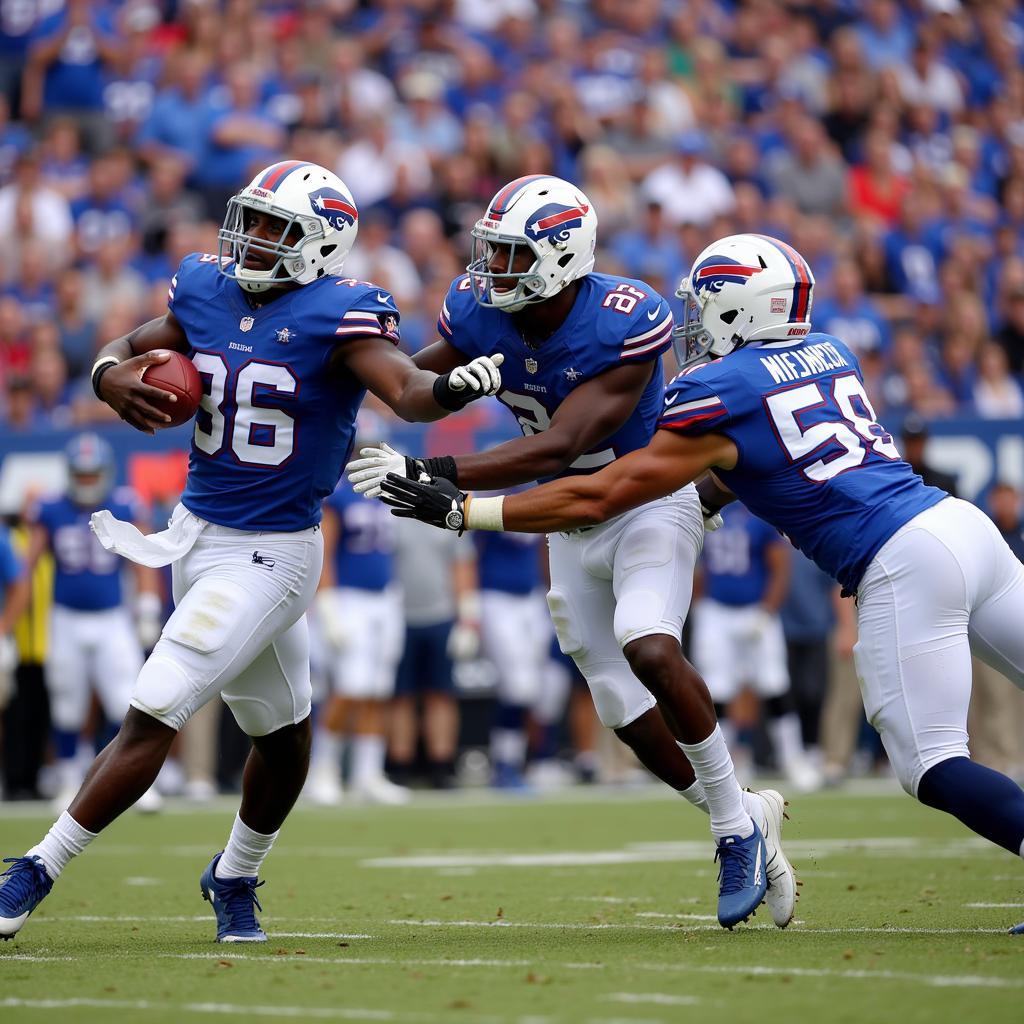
[0,0,1022,429]
[1,0,1024,802]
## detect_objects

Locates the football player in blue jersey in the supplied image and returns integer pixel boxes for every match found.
[25,434,164,814]
[383,231,1024,934]
[350,177,794,930]
[0,160,504,944]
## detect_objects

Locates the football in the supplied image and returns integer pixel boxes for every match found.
[141,350,202,428]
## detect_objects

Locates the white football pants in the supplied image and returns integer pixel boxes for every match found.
[46,605,142,732]
[328,586,404,700]
[480,589,552,706]
[854,497,1024,797]
[132,514,323,736]
[546,484,704,729]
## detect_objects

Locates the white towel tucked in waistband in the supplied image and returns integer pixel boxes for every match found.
[90,504,206,567]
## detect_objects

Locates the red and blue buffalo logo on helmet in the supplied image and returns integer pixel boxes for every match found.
[309,188,358,231]
[692,254,764,296]
[524,200,590,244]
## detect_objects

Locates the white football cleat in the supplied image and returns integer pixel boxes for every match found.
[351,776,412,805]
[748,788,797,928]
[135,784,163,814]
[305,765,343,807]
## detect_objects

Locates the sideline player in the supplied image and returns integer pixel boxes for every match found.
[308,419,407,806]
[26,433,163,813]
[0,160,503,944]
[350,177,794,928]
[475,527,550,789]
[693,503,821,792]
[383,232,1024,933]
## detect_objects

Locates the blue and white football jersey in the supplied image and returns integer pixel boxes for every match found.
[659,333,947,593]
[475,530,542,596]
[324,478,394,592]
[439,272,673,481]
[701,504,779,607]
[33,489,145,611]
[169,253,401,532]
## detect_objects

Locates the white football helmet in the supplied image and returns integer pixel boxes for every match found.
[218,161,359,293]
[674,233,815,367]
[467,175,597,311]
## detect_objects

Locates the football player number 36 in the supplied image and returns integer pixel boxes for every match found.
[192,354,297,466]
[766,374,900,482]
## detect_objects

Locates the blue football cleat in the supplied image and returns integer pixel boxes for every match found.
[1010,921,1024,935]
[715,822,768,929]
[0,856,54,940]
[200,853,267,942]
[491,762,530,791]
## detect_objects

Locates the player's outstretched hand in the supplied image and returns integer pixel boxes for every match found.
[348,442,414,498]
[433,353,504,409]
[99,351,176,435]
[380,473,467,532]
[348,443,460,499]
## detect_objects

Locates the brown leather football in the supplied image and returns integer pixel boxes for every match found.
[141,351,202,428]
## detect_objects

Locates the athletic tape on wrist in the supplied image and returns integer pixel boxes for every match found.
[465,495,505,532]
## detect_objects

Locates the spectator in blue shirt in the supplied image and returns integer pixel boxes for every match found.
[812,258,892,357]
[193,62,285,216]
[135,49,212,175]
[23,0,118,135]
[70,150,136,261]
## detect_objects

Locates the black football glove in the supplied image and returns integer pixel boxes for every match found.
[380,473,467,532]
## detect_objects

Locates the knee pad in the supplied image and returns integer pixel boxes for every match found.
[546,588,583,656]
[132,650,195,731]
[584,662,656,730]
[614,587,680,647]
[222,692,289,738]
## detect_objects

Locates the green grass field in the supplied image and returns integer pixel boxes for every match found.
[2,784,1023,1024]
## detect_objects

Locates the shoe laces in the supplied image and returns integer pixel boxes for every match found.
[0,856,52,909]
[216,876,265,930]
[715,837,755,896]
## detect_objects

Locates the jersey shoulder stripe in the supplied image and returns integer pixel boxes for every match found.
[621,310,673,360]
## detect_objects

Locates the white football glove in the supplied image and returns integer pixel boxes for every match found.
[447,353,504,397]
[135,592,163,650]
[316,589,352,652]
[348,442,411,499]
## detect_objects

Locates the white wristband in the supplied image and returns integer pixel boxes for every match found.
[465,495,505,532]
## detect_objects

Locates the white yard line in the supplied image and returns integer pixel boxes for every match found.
[156,952,1024,991]
[0,955,75,962]
[363,836,993,870]
[606,994,700,1007]
[964,902,1024,909]
[272,933,374,940]
[0,998,417,1021]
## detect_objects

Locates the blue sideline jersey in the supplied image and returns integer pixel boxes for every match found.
[475,530,543,595]
[32,489,145,611]
[438,272,672,480]
[324,478,395,592]
[169,253,401,532]
[701,504,780,607]
[659,333,947,593]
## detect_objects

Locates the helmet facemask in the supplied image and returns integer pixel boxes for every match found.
[218,196,324,294]
[672,285,717,368]
[467,229,549,312]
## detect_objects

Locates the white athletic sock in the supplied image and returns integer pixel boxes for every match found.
[1019,835,1024,861]
[26,812,97,880]
[491,728,528,769]
[351,735,386,787]
[678,781,764,831]
[216,814,278,880]
[312,729,342,768]
[679,778,709,813]
[768,712,807,769]
[678,727,753,840]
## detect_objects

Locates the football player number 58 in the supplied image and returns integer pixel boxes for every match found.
[766,374,900,482]
[192,354,297,466]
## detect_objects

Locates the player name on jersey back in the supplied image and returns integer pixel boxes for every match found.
[758,340,849,384]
